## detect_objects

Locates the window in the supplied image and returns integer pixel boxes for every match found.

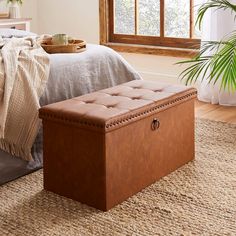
[104,0,201,50]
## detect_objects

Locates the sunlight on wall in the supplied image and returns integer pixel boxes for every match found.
[37,0,99,44]
[120,52,189,85]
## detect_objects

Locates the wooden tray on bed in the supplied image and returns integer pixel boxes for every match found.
[41,39,86,54]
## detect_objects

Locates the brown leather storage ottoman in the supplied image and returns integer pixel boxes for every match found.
[39,80,197,211]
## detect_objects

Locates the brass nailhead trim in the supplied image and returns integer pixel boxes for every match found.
[105,91,196,129]
[40,91,197,130]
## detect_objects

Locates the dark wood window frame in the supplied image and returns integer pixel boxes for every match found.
[100,0,200,57]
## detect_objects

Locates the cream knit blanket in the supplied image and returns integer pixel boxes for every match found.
[0,37,49,161]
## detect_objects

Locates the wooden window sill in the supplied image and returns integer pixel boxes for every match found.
[102,42,199,58]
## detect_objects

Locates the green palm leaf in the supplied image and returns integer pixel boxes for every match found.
[178,31,236,92]
[178,0,236,92]
[7,0,23,5]
[196,0,236,30]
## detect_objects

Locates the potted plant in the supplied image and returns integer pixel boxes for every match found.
[179,0,236,92]
[7,0,23,19]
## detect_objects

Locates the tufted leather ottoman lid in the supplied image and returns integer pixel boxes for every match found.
[39,80,197,132]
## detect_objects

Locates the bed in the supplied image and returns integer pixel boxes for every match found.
[0,29,142,184]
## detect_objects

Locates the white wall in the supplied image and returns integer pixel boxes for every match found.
[121,53,188,85]
[2,0,100,42]
[37,0,100,44]
[21,0,38,32]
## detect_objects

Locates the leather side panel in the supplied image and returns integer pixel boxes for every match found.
[105,99,195,209]
[43,121,107,210]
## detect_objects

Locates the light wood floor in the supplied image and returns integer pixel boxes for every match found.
[195,100,236,124]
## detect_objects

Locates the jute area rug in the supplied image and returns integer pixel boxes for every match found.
[0,119,236,236]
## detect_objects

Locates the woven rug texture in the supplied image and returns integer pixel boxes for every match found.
[0,119,236,236]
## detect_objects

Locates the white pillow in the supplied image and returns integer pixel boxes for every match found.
[0,28,37,38]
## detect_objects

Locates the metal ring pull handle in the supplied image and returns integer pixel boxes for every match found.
[151,118,160,131]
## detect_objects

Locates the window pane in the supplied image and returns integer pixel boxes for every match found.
[194,0,202,38]
[138,0,160,36]
[114,0,135,35]
[165,0,190,38]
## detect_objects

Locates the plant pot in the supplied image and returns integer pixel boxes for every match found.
[9,2,21,19]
